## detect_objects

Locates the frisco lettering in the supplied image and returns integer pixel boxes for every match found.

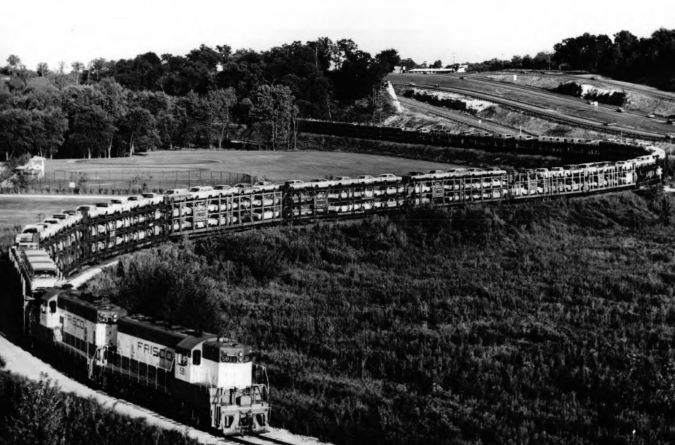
[66,313,86,330]
[136,341,174,361]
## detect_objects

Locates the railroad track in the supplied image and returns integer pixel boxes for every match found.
[391,79,668,141]
[227,433,299,445]
[398,96,537,136]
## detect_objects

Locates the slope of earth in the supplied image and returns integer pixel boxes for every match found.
[388,73,673,139]
[397,91,622,140]
[397,96,527,135]
[469,72,675,118]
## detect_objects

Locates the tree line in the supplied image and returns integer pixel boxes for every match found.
[458,28,675,92]
[0,38,401,159]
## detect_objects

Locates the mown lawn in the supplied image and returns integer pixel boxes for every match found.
[44,149,459,181]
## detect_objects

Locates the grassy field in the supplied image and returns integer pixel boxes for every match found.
[0,196,100,229]
[0,149,459,241]
[479,72,675,116]
[0,196,103,247]
[44,149,459,182]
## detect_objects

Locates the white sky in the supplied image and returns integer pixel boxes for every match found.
[1,0,673,70]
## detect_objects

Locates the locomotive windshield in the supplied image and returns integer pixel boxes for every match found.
[33,268,57,278]
[220,350,251,363]
[97,312,118,323]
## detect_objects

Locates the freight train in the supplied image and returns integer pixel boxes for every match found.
[8,132,665,437]
[13,146,662,278]
[26,288,270,435]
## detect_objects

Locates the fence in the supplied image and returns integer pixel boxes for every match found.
[0,169,257,195]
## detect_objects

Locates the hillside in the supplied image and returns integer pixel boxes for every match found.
[84,191,675,445]
[387,72,675,149]
[476,72,675,117]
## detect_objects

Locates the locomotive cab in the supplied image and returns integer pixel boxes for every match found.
[175,336,270,434]
[57,292,127,361]
[39,290,61,329]
[175,337,254,388]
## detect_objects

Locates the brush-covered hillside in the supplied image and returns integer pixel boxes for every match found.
[85,192,675,445]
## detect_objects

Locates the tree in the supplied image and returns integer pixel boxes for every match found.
[175,91,210,147]
[510,55,523,68]
[0,109,34,159]
[6,55,22,73]
[87,57,109,82]
[117,106,160,156]
[66,104,115,158]
[431,60,443,69]
[32,107,68,158]
[36,62,49,77]
[399,58,417,71]
[70,61,84,84]
[136,91,177,149]
[375,49,402,74]
[251,84,295,150]
[20,77,62,109]
[206,88,237,148]
[533,51,553,70]
[6,377,64,445]
[94,78,129,157]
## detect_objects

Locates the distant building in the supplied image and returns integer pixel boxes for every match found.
[407,67,456,74]
[14,156,46,179]
[456,64,468,73]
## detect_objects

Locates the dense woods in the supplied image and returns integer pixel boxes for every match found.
[85,192,675,445]
[0,371,198,445]
[0,39,401,159]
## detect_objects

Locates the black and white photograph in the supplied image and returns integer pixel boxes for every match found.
[0,0,674,443]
